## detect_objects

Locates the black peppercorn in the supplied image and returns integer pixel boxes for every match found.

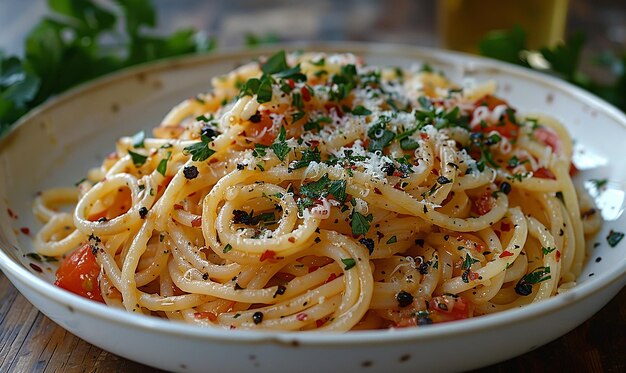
[499,181,512,195]
[396,290,414,307]
[183,165,199,179]
[139,207,148,219]
[252,311,264,324]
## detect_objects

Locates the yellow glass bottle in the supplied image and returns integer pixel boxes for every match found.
[438,0,569,53]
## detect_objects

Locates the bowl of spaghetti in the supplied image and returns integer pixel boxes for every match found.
[0,43,624,372]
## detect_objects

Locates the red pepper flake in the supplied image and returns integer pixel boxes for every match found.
[373,187,382,195]
[316,317,329,328]
[7,208,17,219]
[471,191,494,216]
[430,168,439,176]
[191,216,202,227]
[309,140,320,148]
[393,182,404,190]
[301,86,311,101]
[20,227,30,235]
[288,237,296,243]
[569,163,578,177]
[296,313,308,321]
[468,271,480,281]
[260,250,277,262]
[324,273,338,284]
[157,176,174,194]
[308,265,319,273]
[500,222,511,232]
[174,204,184,210]
[29,263,43,272]
[499,251,514,258]
[194,311,218,321]
[287,79,295,89]
[420,133,429,140]
[556,250,561,262]
[533,167,556,180]
[393,170,404,177]
[274,272,296,282]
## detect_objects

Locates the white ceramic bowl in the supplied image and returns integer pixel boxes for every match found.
[0,43,625,373]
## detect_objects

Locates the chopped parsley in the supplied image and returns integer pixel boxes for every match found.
[461,253,479,270]
[156,151,171,176]
[367,116,394,151]
[385,235,397,244]
[606,230,624,247]
[128,150,148,167]
[183,134,216,162]
[351,105,372,116]
[341,258,356,270]
[223,244,233,254]
[270,126,290,161]
[542,246,557,255]
[515,266,551,296]
[289,148,321,171]
[351,210,373,236]
[590,178,608,189]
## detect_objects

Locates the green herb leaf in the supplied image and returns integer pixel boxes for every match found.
[607,230,624,247]
[270,126,290,161]
[328,180,347,203]
[341,258,356,270]
[590,178,608,189]
[542,246,557,255]
[223,244,233,254]
[351,211,372,236]
[289,148,321,170]
[461,253,479,270]
[183,138,216,162]
[261,50,288,75]
[128,150,148,167]
[386,236,397,244]
[256,76,273,103]
[299,174,331,200]
[157,151,171,176]
[478,25,529,67]
[351,105,372,116]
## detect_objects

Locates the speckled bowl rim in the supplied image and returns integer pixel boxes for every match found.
[0,41,625,346]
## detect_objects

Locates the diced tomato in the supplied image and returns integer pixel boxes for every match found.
[194,311,218,321]
[55,244,104,302]
[569,163,578,177]
[429,296,470,322]
[260,250,278,262]
[474,95,509,110]
[301,86,311,102]
[473,95,518,139]
[533,167,556,180]
[394,316,418,328]
[191,216,202,227]
[533,126,562,154]
[454,233,486,253]
[324,273,339,284]
[471,191,494,216]
[247,112,277,146]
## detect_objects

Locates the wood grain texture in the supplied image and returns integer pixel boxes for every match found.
[1,271,624,373]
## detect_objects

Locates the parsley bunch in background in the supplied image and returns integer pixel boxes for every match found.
[479,25,626,112]
[0,0,216,133]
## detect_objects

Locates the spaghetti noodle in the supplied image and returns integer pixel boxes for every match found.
[33,51,600,330]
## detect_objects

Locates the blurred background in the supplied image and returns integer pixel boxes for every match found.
[1,0,626,128]
[2,0,625,58]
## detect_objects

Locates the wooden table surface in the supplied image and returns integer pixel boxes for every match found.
[0,271,624,373]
